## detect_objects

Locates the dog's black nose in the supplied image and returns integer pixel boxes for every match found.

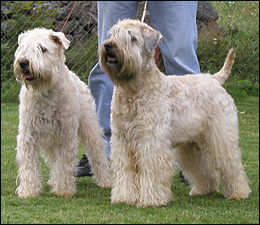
[19,60,29,69]
[104,42,113,51]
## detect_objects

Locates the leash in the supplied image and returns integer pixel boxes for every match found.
[141,1,148,23]
[60,1,160,66]
[141,1,160,66]
[60,1,78,32]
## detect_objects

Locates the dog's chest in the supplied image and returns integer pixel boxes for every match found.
[30,101,60,128]
[21,93,69,135]
[112,92,168,134]
[113,95,137,121]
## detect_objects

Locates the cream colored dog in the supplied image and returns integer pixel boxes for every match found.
[14,28,110,198]
[99,19,251,207]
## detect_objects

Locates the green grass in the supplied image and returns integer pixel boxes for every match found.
[1,95,259,224]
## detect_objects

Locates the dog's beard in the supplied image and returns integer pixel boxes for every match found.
[14,59,36,82]
[14,58,55,92]
[100,47,142,85]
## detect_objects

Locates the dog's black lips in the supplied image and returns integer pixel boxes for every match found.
[106,52,117,64]
[22,70,34,81]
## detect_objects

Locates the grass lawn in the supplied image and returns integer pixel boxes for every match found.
[1,96,259,224]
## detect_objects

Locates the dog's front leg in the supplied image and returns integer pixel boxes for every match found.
[110,133,138,206]
[16,134,42,198]
[135,139,175,207]
[47,141,78,198]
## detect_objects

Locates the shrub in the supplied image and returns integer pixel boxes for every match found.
[223,79,259,99]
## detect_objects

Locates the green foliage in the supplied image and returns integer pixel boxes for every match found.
[4,1,57,37]
[198,1,259,83]
[223,79,259,99]
[1,96,259,224]
[1,1,259,102]
[65,35,99,84]
[1,1,60,103]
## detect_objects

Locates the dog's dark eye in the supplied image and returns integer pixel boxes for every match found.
[40,46,47,53]
[127,30,137,42]
[131,36,137,42]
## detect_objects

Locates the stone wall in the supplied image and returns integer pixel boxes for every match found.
[1,1,225,43]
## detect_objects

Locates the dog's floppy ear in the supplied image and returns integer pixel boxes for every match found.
[51,31,70,50]
[142,28,163,53]
[18,32,26,45]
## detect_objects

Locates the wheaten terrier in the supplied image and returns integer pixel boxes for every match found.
[99,19,251,207]
[14,28,110,198]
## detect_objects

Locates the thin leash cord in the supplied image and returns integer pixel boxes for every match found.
[141,1,160,66]
[60,1,77,32]
[141,1,147,23]
[60,1,160,66]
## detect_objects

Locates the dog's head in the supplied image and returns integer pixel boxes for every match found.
[13,28,70,91]
[99,19,163,85]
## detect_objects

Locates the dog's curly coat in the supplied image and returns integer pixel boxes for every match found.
[14,28,111,198]
[100,19,251,207]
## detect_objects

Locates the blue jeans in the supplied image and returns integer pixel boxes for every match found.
[88,1,200,157]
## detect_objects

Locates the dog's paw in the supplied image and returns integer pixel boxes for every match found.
[55,191,75,198]
[96,180,111,188]
[17,191,40,198]
[226,191,250,201]
[189,186,217,196]
[111,197,136,206]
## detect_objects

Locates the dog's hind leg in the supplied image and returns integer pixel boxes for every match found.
[206,122,251,200]
[174,142,220,197]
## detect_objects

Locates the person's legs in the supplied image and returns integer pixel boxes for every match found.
[90,1,139,157]
[76,2,139,177]
[88,65,113,157]
[148,1,200,75]
[147,1,200,184]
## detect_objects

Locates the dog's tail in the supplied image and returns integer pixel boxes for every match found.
[212,48,235,85]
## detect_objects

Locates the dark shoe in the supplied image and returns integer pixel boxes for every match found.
[75,154,93,177]
[179,171,190,186]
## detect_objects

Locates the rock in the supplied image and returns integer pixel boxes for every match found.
[1,1,225,43]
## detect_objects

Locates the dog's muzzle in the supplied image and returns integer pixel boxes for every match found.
[104,42,118,64]
[19,59,29,69]
[18,59,34,81]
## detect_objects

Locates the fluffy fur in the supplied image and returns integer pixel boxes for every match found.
[14,28,111,198]
[99,19,251,207]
